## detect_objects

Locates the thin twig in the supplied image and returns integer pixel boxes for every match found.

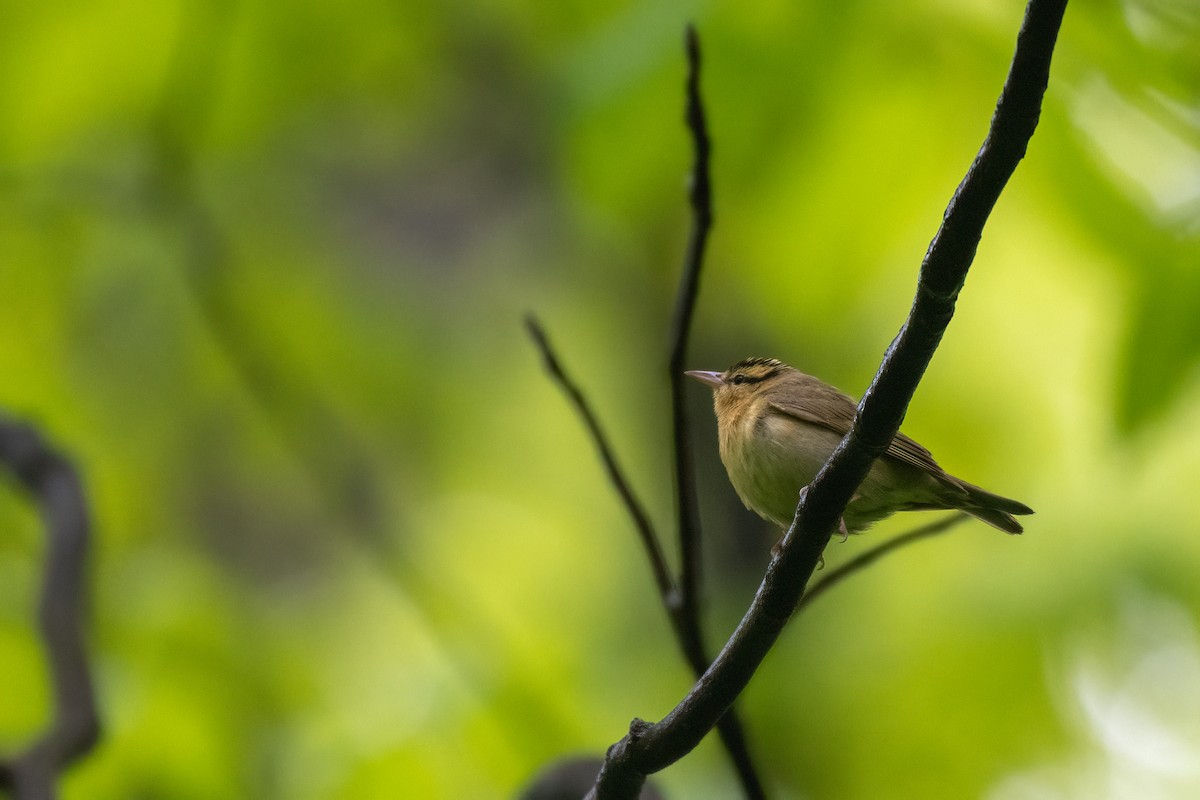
[798,513,968,612]
[589,1,1067,796]
[664,28,768,800]
[0,420,100,800]
[669,22,713,640]
[525,316,675,601]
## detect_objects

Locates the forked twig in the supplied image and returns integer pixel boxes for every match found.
[527,24,775,800]
[525,315,766,799]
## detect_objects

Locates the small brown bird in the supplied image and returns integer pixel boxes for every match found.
[687,357,1033,534]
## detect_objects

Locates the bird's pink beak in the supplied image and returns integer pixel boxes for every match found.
[685,370,724,388]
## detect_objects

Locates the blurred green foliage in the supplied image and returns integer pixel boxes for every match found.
[1,0,1198,797]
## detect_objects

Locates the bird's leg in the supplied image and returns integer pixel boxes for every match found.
[838,495,856,543]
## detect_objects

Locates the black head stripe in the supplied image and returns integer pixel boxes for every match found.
[727,357,785,384]
[733,357,784,370]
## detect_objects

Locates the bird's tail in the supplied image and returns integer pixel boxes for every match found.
[957,482,1033,535]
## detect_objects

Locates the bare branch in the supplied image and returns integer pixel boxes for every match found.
[590,1,1067,796]
[0,420,100,800]
[525,316,675,601]
[798,513,968,612]
[664,28,768,799]
[669,22,713,633]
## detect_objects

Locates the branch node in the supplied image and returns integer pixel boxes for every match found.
[628,718,651,741]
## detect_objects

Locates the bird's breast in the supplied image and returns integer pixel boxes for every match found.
[718,409,842,528]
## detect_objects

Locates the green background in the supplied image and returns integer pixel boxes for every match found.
[2,0,1199,797]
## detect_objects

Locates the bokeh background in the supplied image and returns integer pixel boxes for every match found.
[2,0,1199,797]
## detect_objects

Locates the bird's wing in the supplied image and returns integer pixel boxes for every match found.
[885,431,946,476]
[765,378,858,436]
[767,380,947,477]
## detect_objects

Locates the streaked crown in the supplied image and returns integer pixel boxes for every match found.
[722,357,787,387]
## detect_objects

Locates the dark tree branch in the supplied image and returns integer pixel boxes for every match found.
[798,513,968,612]
[0,420,100,800]
[525,316,767,799]
[589,1,1067,796]
[668,22,713,648]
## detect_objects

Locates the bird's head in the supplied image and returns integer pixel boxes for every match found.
[686,357,790,421]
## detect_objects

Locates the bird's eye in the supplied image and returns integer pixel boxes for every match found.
[731,374,747,385]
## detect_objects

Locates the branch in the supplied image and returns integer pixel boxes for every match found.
[589,1,1067,796]
[662,29,768,799]
[668,22,713,641]
[0,420,100,800]
[798,513,968,612]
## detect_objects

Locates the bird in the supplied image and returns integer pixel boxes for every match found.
[686,357,1033,535]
